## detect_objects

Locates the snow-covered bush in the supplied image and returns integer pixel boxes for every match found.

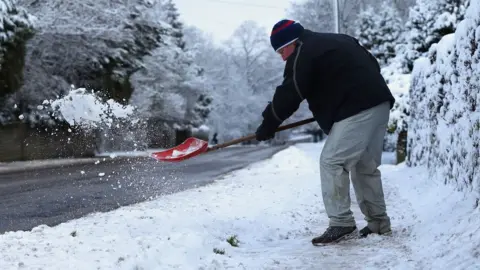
[0,0,35,123]
[398,0,470,72]
[407,0,479,198]
[0,0,34,66]
[385,92,409,151]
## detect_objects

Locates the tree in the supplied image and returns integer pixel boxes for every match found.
[287,0,369,35]
[190,93,212,128]
[162,0,186,49]
[392,0,417,20]
[129,1,209,132]
[355,2,404,66]
[183,22,318,143]
[183,23,282,142]
[0,0,35,123]
[226,20,282,94]
[7,0,172,125]
[129,33,202,121]
[287,0,335,33]
[355,6,377,52]
[398,0,469,72]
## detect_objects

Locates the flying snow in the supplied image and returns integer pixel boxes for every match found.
[45,87,136,129]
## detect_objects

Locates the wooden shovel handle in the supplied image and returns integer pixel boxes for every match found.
[206,117,316,152]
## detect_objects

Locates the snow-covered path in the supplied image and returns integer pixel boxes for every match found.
[0,143,478,270]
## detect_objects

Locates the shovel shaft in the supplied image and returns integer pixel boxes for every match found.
[206,117,316,152]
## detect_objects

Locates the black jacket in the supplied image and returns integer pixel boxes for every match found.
[261,29,395,135]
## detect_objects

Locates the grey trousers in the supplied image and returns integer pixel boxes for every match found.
[320,101,391,234]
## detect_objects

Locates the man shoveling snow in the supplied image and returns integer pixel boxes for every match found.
[255,19,396,245]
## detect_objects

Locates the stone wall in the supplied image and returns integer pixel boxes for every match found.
[0,122,96,162]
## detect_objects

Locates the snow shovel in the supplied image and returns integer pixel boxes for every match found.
[151,117,316,162]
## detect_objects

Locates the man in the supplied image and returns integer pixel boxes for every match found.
[255,19,395,245]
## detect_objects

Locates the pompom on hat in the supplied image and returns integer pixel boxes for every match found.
[270,19,304,52]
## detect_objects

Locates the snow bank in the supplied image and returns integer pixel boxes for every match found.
[391,164,480,270]
[408,0,480,197]
[0,143,478,269]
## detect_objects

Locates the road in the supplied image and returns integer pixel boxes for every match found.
[0,145,288,234]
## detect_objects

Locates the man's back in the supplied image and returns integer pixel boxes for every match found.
[294,30,395,133]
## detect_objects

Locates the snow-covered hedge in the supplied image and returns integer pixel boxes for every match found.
[399,0,469,72]
[407,0,479,197]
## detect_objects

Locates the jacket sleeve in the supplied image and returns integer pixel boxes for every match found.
[261,41,312,128]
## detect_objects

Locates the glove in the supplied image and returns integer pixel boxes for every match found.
[256,102,282,141]
[255,122,276,141]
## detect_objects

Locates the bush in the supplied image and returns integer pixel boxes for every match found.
[407,1,479,198]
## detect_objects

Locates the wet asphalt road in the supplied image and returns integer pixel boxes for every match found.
[0,145,287,234]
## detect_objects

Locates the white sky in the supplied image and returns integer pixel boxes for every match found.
[173,0,294,43]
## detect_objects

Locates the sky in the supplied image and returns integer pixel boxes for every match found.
[173,0,293,43]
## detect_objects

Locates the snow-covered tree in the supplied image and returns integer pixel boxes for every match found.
[287,0,335,33]
[182,23,283,142]
[162,0,186,49]
[355,6,376,48]
[6,0,173,125]
[190,94,211,126]
[287,0,376,35]
[398,0,470,72]
[129,30,203,122]
[392,0,417,19]
[355,2,404,66]
[183,26,217,72]
[126,0,214,135]
[0,0,34,68]
[226,21,281,95]
[0,0,35,123]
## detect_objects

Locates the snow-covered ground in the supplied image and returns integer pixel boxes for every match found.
[0,143,478,270]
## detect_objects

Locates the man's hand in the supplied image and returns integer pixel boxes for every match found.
[255,123,276,141]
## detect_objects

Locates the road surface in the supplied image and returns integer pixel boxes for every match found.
[0,145,288,234]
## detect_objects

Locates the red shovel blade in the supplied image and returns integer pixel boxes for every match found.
[151,137,209,162]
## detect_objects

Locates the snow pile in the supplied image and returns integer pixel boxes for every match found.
[392,163,480,270]
[408,0,480,197]
[0,143,478,269]
[47,87,136,129]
